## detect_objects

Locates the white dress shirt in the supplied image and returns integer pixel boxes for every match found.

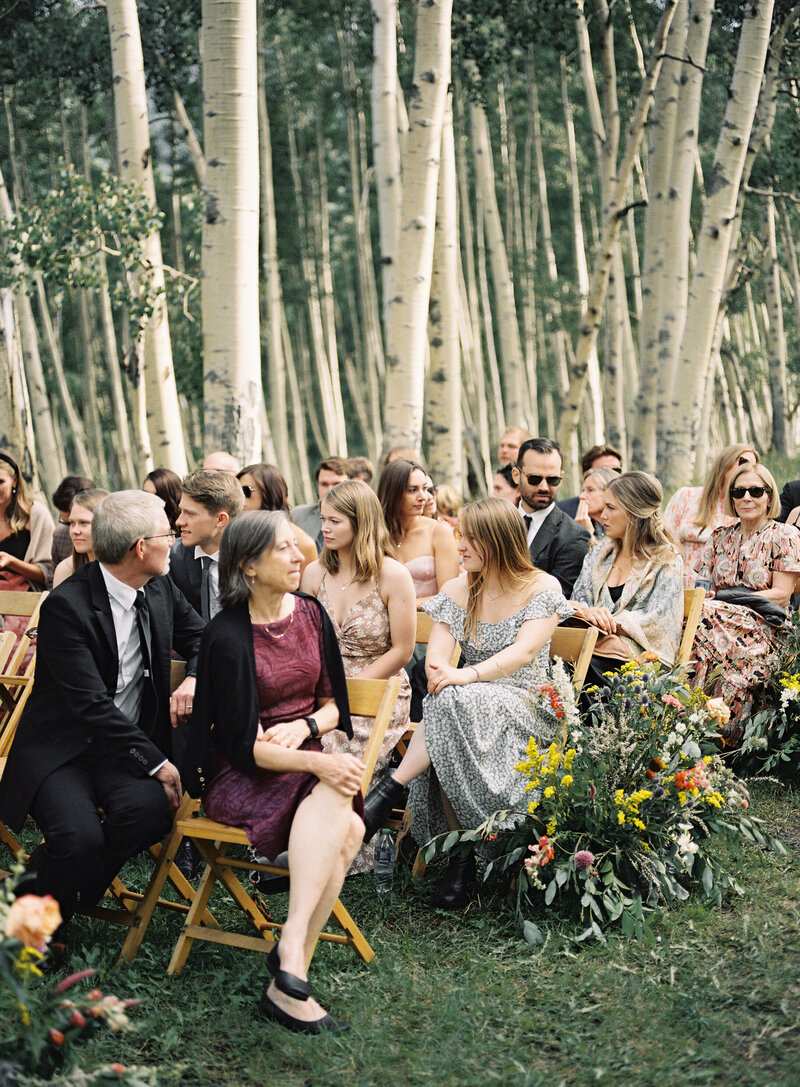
[194,546,221,617]
[518,500,556,548]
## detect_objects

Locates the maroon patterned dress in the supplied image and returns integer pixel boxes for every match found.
[202,597,333,859]
[693,521,800,746]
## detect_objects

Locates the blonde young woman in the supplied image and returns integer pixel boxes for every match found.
[569,472,684,688]
[52,489,110,588]
[302,480,416,872]
[362,497,572,909]
[664,443,758,586]
[377,459,459,604]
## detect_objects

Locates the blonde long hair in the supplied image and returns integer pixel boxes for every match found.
[605,472,679,567]
[319,479,393,582]
[694,443,758,529]
[459,497,542,639]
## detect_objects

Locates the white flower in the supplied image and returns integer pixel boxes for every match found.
[677,831,698,858]
[675,722,686,735]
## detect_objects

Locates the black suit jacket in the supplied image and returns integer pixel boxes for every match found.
[0,561,204,831]
[557,496,580,519]
[528,504,591,598]
[778,480,800,523]
[168,540,204,615]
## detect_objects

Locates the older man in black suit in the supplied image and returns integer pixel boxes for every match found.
[0,490,204,922]
[513,438,591,597]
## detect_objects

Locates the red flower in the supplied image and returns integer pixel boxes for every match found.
[112,1064,127,1075]
[69,1010,87,1029]
[49,1029,64,1046]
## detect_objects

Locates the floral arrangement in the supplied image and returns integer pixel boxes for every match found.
[739,610,800,775]
[423,656,784,941]
[0,865,151,1083]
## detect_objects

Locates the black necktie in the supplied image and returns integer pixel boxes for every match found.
[134,592,156,732]
[200,555,212,621]
[523,514,533,533]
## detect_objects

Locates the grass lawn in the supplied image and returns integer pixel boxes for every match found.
[14,779,800,1087]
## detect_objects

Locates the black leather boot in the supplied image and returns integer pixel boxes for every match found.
[363,770,408,843]
[433,852,476,910]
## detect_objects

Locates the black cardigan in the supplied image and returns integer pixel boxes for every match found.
[182,591,352,798]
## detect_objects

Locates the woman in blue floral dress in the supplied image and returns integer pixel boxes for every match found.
[362,497,573,908]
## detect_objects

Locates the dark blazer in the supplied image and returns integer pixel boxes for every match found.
[557,496,580,519]
[778,480,800,524]
[0,561,204,831]
[183,592,351,798]
[528,504,591,598]
[168,540,204,615]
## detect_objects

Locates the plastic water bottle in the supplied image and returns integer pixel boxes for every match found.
[373,829,395,895]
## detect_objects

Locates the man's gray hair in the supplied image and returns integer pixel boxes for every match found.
[92,490,167,564]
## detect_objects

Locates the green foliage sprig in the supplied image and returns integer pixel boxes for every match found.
[739,609,800,775]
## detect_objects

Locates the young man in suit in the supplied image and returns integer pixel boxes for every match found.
[169,470,244,619]
[513,438,591,597]
[0,491,205,923]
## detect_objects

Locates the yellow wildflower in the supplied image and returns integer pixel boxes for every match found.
[544,786,555,799]
[618,811,625,825]
[561,775,573,788]
[633,818,646,831]
[546,817,557,835]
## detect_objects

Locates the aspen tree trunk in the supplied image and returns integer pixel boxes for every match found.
[256,5,291,489]
[371,0,402,334]
[665,0,775,491]
[199,0,262,462]
[475,189,504,441]
[281,310,313,502]
[762,197,788,453]
[77,290,110,484]
[425,91,460,488]
[382,0,453,453]
[557,0,680,459]
[106,0,187,472]
[470,98,527,428]
[173,88,206,185]
[0,162,64,488]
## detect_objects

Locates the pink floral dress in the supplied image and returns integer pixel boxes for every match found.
[663,487,737,588]
[692,521,800,746]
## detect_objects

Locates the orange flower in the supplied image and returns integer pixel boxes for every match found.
[4,894,62,952]
[642,651,660,662]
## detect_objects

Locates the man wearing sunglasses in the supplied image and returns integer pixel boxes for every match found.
[512,438,591,597]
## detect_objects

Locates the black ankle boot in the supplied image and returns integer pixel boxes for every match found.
[433,852,476,910]
[363,771,407,843]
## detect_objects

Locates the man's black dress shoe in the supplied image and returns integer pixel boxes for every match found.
[266,943,310,1000]
[174,839,202,880]
[433,852,476,910]
[257,988,350,1035]
[362,770,408,843]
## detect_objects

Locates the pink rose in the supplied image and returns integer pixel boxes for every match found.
[4,894,62,952]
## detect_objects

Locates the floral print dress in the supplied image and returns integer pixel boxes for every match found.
[407,588,573,847]
[693,520,800,746]
[663,486,737,588]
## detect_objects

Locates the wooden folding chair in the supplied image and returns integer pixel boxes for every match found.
[0,636,40,868]
[678,587,705,666]
[549,625,599,693]
[75,660,219,962]
[0,591,47,717]
[166,675,402,975]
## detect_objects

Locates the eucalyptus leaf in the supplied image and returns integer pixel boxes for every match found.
[545,879,557,905]
[522,920,544,945]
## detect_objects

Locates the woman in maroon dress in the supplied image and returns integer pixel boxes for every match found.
[187,511,365,1035]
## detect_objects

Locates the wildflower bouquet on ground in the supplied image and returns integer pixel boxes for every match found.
[423,656,784,942]
[739,610,800,775]
[0,865,148,1083]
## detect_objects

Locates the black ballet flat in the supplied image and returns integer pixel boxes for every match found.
[266,942,310,1001]
[257,988,349,1035]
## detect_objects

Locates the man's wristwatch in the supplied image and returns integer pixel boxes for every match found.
[304,716,320,739]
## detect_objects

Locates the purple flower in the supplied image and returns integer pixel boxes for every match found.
[573,850,595,871]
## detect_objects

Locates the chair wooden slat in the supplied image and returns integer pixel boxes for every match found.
[678,587,705,666]
[549,625,599,693]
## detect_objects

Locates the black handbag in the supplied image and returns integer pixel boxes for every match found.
[713,587,787,628]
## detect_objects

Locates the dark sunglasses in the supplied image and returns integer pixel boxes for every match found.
[240,484,254,498]
[521,473,563,488]
[730,485,770,500]
[425,485,437,494]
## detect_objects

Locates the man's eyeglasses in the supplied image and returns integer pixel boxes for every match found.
[129,531,176,551]
[730,485,770,500]
[521,474,563,488]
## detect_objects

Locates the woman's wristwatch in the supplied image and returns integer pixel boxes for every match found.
[304,716,320,739]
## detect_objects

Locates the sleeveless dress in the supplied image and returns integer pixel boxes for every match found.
[404,556,438,598]
[408,588,574,847]
[319,577,412,873]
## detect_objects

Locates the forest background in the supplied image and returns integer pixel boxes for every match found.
[1,0,799,503]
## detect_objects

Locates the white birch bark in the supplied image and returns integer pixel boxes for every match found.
[425,92,460,488]
[382,0,453,453]
[762,197,787,453]
[106,0,187,473]
[200,0,262,463]
[371,0,402,332]
[664,0,775,490]
[556,0,680,457]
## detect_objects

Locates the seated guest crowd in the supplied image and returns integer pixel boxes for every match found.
[1,435,799,1035]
